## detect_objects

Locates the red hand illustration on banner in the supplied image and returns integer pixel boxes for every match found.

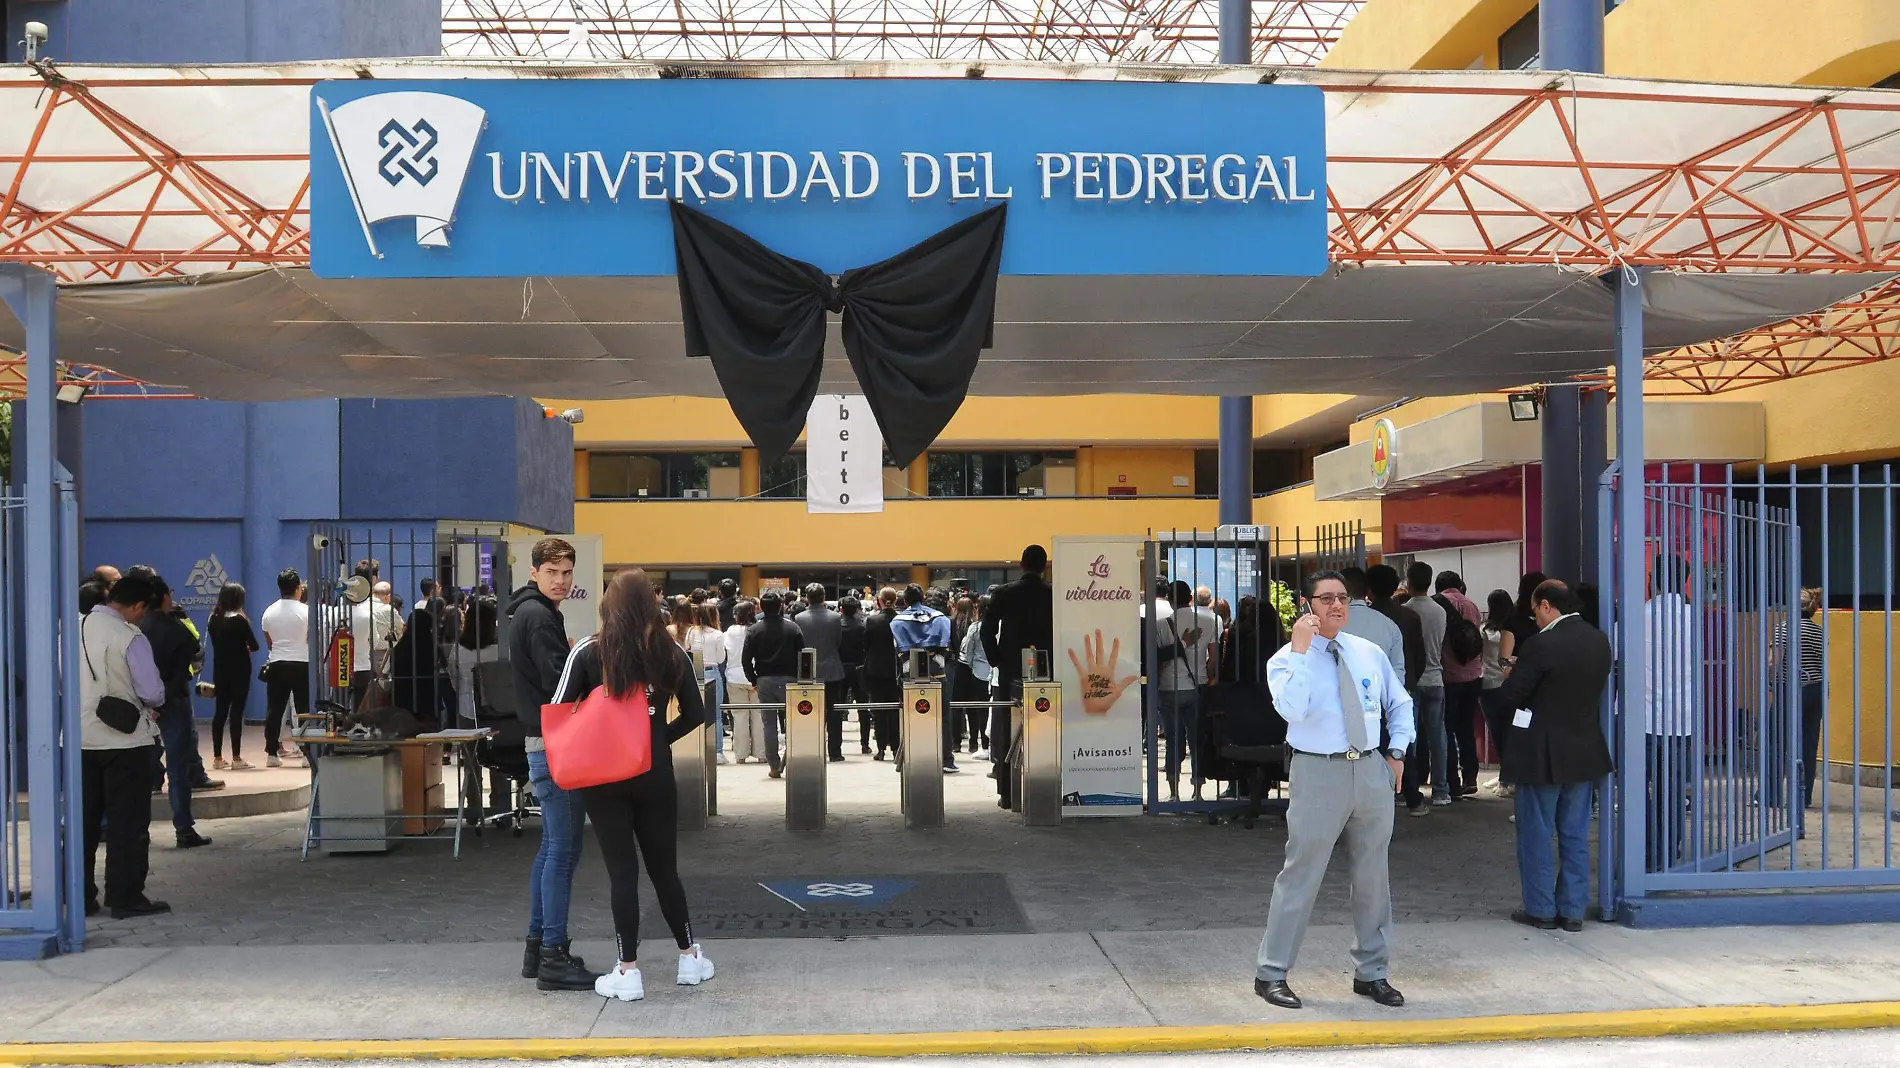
[1067,628,1137,716]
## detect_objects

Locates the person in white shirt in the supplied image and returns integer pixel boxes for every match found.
[1255,571,1415,1012]
[258,569,310,767]
[1644,564,1697,870]
[724,600,769,764]
[1155,580,1219,802]
[350,582,404,702]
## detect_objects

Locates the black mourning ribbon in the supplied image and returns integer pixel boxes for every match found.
[670,200,1007,467]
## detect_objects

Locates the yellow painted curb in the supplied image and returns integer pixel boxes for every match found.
[2,1001,1897,1064]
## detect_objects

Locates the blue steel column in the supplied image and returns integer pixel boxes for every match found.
[1,266,60,948]
[1615,269,1648,910]
[1536,0,1603,584]
[1579,387,1608,589]
[1539,0,1605,72]
[1217,0,1252,528]
[1541,386,1581,582]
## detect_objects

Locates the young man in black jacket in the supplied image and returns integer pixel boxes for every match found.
[742,590,804,778]
[861,587,902,761]
[506,537,593,991]
[982,545,1053,806]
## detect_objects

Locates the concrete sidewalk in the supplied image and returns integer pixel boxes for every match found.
[4,920,1899,1046]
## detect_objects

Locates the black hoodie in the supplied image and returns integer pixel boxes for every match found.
[507,583,570,737]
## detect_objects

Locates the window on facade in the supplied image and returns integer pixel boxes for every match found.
[1498,7,1540,70]
[588,452,739,499]
[759,452,807,499]
[927,451,1076,497]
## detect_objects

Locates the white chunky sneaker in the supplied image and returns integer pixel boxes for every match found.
[594,964,644,1001]
[677,945,715,986]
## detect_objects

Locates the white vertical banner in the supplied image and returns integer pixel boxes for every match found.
[806,394,884,514]
[1053,535,1146,817]
[505,533,604,639]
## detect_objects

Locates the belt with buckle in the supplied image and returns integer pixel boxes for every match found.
[1293,747,1367,761]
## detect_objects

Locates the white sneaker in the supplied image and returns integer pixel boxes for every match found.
[973,749,990,761]
[266,754,283,768]
[716,753,731,765]
[595,964,645,1001]
[677,945,715,986]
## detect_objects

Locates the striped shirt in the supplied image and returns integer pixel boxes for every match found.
[1775,617,1825,686]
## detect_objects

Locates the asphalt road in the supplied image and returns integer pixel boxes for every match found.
[170,1029,1900,1068]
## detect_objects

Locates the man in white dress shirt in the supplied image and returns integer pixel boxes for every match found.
[1255,570,1415,1011]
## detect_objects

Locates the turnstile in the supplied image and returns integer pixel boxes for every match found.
[784,649,826,831]
[899,652,946,830]
[1019,677,1063,826]
[674,649,713,831]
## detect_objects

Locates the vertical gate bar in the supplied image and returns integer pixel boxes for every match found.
[1690,475,1708,866]
[1752,468,1767,865]
[1820,466,1832,870]
[1787,464,1802,853]
[1722,468,1738,868]
[59,480,83,950]
[1885,464,1894,868]
[1851,465,1863,869]
[1143,535,1157,812]
[1596,465,1615,914]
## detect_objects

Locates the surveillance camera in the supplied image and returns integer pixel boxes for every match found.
[22,21,47,61]
[560,408,584,425]
[311,533,332,552]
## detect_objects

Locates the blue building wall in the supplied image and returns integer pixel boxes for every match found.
[6,0,440,64]
[83,397,573,712]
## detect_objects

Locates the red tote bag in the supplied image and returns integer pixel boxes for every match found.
[540,685,654,790]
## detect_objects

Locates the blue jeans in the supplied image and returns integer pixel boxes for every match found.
[156,698,199,837]
[526,748,586,946]
[1158,687,1201,788]
[1515,782,1593,920]
[1403,686,1448,804]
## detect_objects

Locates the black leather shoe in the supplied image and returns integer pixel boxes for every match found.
[109,898,171,920]
[175,832,213,849]
[521,937,541,979]
[535,943,596,991]
[1558,916,1584,933]
[1511,909,1558,930]
[1254,979,1302,1009]
[1353,978,1405,1007]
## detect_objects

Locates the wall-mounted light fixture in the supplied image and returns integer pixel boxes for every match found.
[1507,391,1541,422]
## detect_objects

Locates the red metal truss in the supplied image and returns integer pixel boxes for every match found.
[440,0,1362,64]
[0,357,194,400]
[1325,85,1900,273]
[6,64,1900,394]
[0,65,309,284]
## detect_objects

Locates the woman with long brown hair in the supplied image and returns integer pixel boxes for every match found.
[549,568,714,1001]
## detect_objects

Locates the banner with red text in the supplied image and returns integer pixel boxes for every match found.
[1052,535,1145,817]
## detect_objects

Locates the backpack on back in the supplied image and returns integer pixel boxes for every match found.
[1434,593,1484,664]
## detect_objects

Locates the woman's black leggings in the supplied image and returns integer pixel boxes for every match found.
[212,677,249,759]
[580,771,694,961]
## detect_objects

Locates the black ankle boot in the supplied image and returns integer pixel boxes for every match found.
[536,942,596,991]
[522,937,541,979]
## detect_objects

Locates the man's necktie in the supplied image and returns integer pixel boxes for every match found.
[1331,639,1371,753]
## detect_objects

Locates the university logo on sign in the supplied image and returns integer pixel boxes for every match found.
[319,91,487,255]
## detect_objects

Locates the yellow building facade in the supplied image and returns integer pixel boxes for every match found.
[563,0,1900,595]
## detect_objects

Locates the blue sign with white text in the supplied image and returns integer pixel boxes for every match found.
[309,78,1327,278]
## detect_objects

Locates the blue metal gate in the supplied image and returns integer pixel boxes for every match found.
[1603,463,1900,923]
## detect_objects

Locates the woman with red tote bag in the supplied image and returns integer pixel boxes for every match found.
[545,568,714,1001]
